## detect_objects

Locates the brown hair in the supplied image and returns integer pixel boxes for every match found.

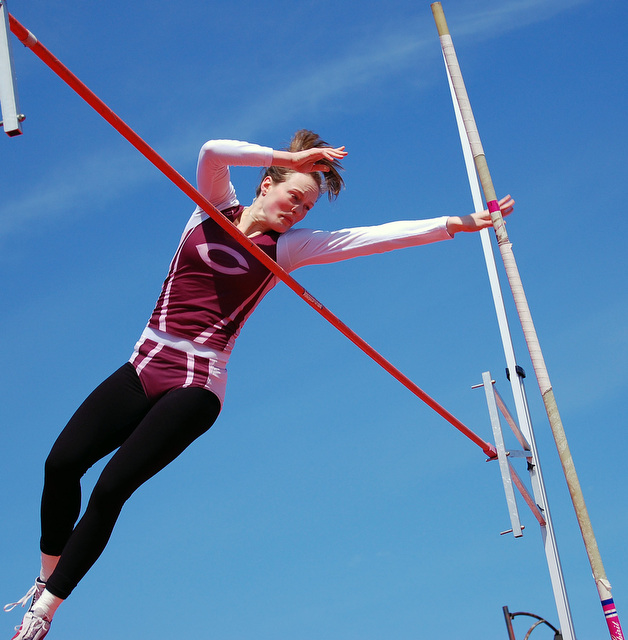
[255,129,345,202]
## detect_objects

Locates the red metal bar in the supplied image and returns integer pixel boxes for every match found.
[494,387,530,452]
[8,13,497,459]
[508,460,546,526]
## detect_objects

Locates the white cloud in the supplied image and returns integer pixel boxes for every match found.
[0,149,157,239]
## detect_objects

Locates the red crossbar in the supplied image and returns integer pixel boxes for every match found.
[9,13,497,459]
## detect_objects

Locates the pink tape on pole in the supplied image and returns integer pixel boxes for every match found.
[603,598,625,640]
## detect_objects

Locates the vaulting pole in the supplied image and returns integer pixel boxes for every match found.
[7,12,497,459]
[431,4,624,639]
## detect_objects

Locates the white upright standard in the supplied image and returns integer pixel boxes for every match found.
[0,0,23,136]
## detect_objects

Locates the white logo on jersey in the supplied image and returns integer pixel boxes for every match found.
[196,243,250,275]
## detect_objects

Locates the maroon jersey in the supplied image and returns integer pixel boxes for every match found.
[149,206,280,355]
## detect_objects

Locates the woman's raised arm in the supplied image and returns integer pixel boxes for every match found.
[271,146,347,174]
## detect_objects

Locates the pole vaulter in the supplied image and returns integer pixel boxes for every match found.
[431,4,624,639]
[6,12,496,459]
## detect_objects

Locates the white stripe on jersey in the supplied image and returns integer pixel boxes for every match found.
[158,225,197,333]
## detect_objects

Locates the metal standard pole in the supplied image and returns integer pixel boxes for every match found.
[7,12,497,459]
[0,0,22,135]
[503,606,517,640]
[431,4,624,639]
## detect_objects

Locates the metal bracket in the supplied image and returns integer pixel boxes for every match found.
[0,0,23,136]
[481,371,524,537]
[477,371,548,538]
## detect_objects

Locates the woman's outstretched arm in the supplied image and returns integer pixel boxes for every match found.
[446,195,514,235]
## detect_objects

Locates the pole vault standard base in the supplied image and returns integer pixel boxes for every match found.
[477,371,574,639]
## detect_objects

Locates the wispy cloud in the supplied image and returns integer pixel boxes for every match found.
[448,0,590,36]
[215,0,590,133]
[0,149,158,240]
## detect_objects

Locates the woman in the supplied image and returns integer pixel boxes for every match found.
[5,130,513,640]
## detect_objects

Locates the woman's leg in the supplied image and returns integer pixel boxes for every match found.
[40,363,153,557]
[45,385,221,600]
[8,364,154,635]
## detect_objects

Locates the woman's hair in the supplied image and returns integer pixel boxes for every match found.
[255,129,345,202]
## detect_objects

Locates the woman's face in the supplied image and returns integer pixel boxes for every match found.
[258,172,320,233]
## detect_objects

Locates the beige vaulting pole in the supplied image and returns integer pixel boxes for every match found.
[430,4,623,639]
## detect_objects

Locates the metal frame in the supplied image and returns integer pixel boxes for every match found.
[480,371,523,538]
[478,369,574,639]
[503,606,563,640]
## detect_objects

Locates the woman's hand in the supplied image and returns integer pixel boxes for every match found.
[272,146,347,173]
[446,194,515,235]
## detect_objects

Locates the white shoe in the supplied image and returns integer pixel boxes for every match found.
[10,611,50,640]
[4,580,46,614]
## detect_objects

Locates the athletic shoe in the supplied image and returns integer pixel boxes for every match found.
[3,580,46,613]
[9,611,50,640]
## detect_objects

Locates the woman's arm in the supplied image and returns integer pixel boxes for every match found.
[446,195,514,235]
[271,146,347,173]
[196,140,274,210]
[195,138,347,212]
[277,195,515,272]
[278,217,453,272]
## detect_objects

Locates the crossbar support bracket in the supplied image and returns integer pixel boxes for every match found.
[482,371,523,537]
[0,0,23,136]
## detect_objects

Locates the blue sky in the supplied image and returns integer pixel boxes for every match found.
[1,1,626,638]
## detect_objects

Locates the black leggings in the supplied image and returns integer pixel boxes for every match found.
[41,362,221,600]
